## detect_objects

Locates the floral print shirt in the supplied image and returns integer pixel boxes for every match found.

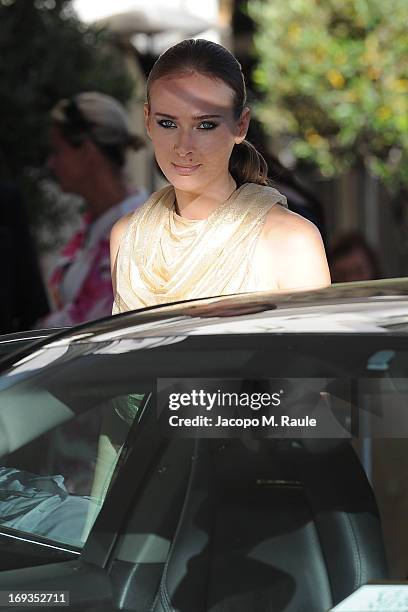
[41,191,147,328]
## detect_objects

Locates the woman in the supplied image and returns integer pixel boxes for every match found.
[111,39,330,314]
[43,91,147,327]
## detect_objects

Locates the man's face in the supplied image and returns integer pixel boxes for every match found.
[47,126,88,195]
[331,247,375,283]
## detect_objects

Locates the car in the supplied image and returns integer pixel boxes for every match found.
[0,279,407,611]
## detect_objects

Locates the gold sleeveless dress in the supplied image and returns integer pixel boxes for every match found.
[112,182,287,313]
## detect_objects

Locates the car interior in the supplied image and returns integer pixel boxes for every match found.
[109,434,387,612]
[0,332,406,610]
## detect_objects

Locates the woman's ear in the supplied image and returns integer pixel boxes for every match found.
[144,103,152,139]
[235,107,251,144]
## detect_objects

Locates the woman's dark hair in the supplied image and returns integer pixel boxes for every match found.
[147,38,269,186]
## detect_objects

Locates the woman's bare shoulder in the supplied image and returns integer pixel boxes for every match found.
[110,212,134,275]
[263,204,322,249]
[111,211,134,240]
[261,204,330,291]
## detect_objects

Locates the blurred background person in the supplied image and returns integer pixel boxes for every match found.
[0,181,49,333]
[35,93,148,497]
[328,231,381,283]
[39,91,147,328]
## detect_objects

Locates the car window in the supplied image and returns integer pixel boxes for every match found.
[0,347,151,550]
[64,333,407,603]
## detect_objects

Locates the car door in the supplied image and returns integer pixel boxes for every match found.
[0,399,169,611]
[0,327,406,611]
[0,333,168,610]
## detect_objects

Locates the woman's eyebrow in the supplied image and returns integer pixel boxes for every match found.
[154,112,223,120]
[193,114,222,120]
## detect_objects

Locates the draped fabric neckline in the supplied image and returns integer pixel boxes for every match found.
[113,182,287,313]
[172,183,238,224]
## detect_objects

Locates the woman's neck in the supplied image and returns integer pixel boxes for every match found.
[174,174,237,220]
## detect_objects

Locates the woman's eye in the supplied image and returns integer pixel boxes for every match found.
[157,119,176,128]
[197,121,217,130]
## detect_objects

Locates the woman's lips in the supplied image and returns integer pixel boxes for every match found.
[171,163,201,175]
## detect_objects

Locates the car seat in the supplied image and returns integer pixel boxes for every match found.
[151,438,388,612]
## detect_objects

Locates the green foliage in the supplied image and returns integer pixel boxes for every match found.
[0,0,134,238]
[248,0,408,192]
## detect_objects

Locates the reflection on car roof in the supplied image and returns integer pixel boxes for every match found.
[43,278,408,345]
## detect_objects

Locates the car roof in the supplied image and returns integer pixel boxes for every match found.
[42,278,408,346]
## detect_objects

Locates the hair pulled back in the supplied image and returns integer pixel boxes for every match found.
[147,39,269,186]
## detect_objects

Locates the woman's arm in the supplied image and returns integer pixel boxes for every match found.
[263,206,331,292]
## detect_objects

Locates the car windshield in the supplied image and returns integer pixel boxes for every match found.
[0,332,406,595]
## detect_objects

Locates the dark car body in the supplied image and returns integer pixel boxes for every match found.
[0,280,407,611]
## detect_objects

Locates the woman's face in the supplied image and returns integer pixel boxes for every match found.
[144,71,249,193]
